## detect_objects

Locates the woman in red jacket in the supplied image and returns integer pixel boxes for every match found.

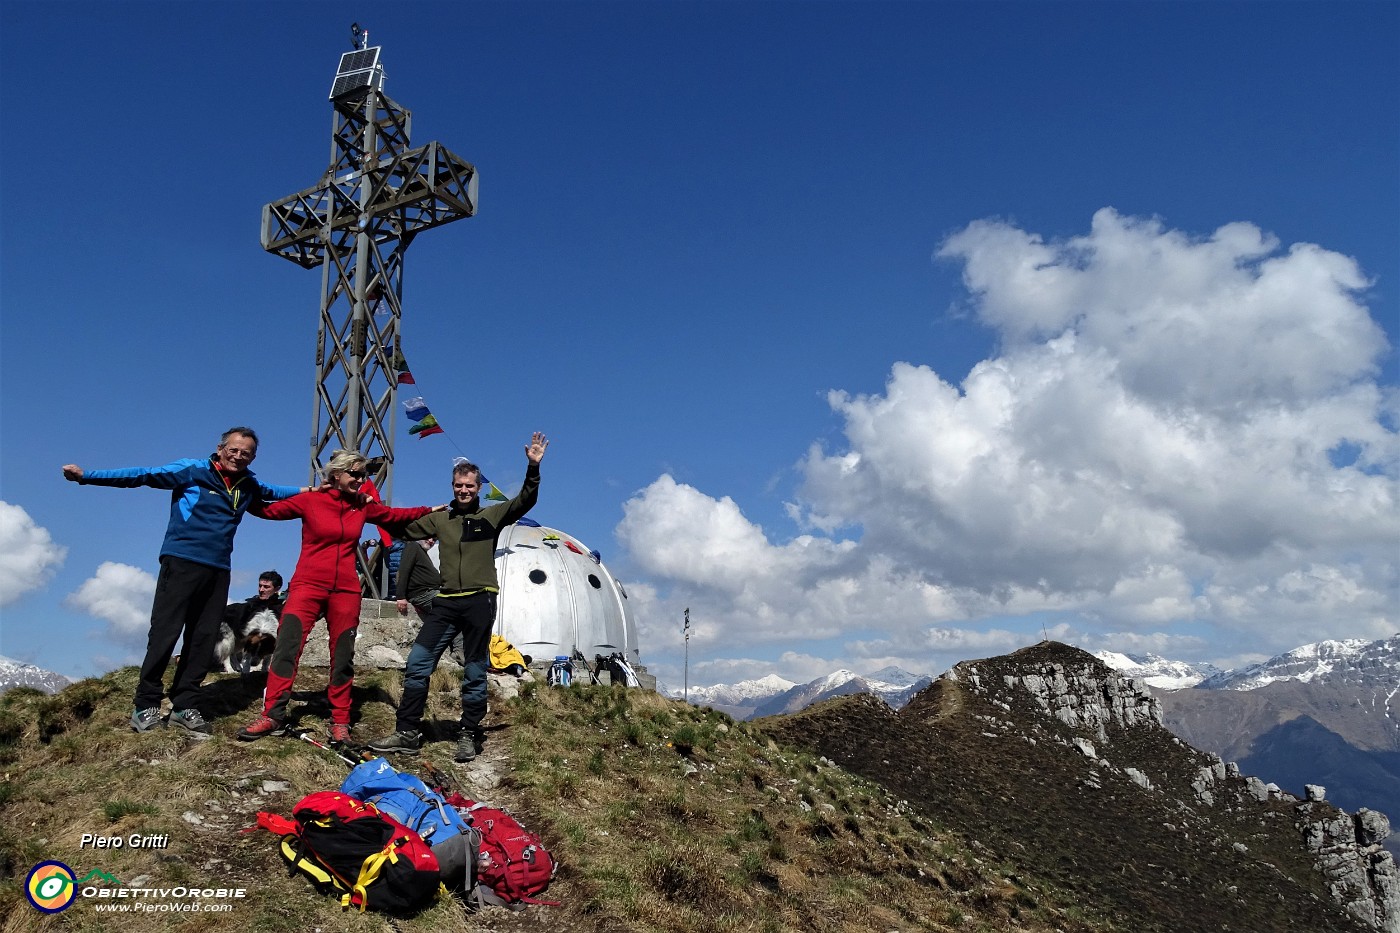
[238,449,446,743]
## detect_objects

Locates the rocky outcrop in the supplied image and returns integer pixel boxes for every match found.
[1008,663,1160,741]
[952,642,1162,743]
[952,641,1400,931]
[1297,803,1400,932]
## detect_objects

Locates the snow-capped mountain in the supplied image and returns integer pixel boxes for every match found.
[678,673,798,709]
[864,665,930,689]
[1094,651,1223,690]
[677,667,935,721]
[1197,636,1400,691]
[0,655,72,694]
[751,670,867,719]
[1154,634,1400,841]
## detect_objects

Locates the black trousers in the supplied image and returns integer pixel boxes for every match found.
[135,555,229,711]
[396,592,494,735]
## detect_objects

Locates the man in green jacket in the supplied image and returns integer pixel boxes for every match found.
[370,432,549,762]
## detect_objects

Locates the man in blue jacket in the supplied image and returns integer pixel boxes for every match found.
[62,426,306,736]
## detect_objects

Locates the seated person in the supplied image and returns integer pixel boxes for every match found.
[214,571,284,673]
[225,570,284,625]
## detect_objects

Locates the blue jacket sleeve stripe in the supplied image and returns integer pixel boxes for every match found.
[79,459,203,489]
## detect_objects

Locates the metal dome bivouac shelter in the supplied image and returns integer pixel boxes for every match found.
[493,523,642,678]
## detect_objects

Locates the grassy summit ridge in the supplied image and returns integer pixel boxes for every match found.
[0,645,1376,932]
[0,664,1080,932]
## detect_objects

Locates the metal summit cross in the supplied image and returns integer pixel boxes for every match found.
[262,29,477,595]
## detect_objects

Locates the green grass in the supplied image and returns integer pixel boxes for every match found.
[2,652,1353,933]
[102,798,159,822]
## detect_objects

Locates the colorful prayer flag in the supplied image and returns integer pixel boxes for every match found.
[391,350,415,383]
[409,414,440,435]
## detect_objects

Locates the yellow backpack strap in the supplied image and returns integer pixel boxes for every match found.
[349,841,402,910]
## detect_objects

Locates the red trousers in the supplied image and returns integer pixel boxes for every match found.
[262,584,361,725]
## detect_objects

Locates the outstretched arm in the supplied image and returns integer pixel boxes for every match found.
[248,494,308,521]
[60,460,202,489]
[366,502,447,533]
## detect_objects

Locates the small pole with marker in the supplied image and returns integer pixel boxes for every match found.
[300,731,360,768]
[683,608,691,704]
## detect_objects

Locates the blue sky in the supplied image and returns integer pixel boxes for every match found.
[1,1,1396,690]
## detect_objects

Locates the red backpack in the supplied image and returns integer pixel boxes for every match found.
[457,798,558,907]
[257,790,442,914]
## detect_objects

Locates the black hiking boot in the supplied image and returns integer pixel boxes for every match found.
[368,729,422,755]
[455,729,484,763]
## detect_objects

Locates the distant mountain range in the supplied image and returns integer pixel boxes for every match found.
[678,635,1400,841]
[674,666,934,720]
[761,641,1400,932]
[1092,650,1223,689]
[1195,637,1399,690]
[1154,634,1400,841]
[0,655,72,694]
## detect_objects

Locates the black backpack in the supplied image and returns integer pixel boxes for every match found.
[257,790,442,914]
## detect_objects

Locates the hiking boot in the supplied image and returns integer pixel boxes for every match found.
[367,729,422,755]
[237,714,287,742]
[455,732,484,763]
[168,708,212,739]
[328,723,352,745]
[130,707,165,733]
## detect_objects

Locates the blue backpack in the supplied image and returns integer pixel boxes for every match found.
[340,757,477,891]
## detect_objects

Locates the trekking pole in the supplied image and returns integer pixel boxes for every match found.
[421,758,456,794]
[299,731,360,768]
[572,648,598,685]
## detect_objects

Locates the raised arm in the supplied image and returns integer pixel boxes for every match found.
[499,432,548,524]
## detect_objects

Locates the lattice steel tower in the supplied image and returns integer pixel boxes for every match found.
[262,31,478,595]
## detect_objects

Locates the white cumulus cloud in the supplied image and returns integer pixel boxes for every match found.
[65,562,156,640]
[619,210,1398,680]
[0,501,67,606]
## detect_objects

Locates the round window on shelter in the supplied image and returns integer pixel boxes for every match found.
[587,574,602,589]
[529,569,547,584]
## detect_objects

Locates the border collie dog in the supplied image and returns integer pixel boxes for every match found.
[214,608,279,674]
